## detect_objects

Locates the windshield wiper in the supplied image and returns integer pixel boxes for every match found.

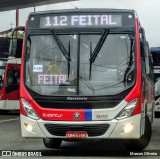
[68,41,71,79]
[89,29,109,80]
[51,31,71,62]
[51,31,72,80]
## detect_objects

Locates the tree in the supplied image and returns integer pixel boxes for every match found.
[6,32,24,39]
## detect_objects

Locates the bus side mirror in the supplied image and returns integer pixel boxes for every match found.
[140,39,145,58]
[140,28,146,41]
[9,26,25,57]
[9,39,18,57]
[141,40,150,74]
[144,44,150,75]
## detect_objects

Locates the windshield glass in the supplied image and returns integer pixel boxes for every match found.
[155,74,160,98]
[25,32,135,96]
[0,60,6,90]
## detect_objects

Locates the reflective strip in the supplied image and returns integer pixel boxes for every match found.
[84,109,92,121]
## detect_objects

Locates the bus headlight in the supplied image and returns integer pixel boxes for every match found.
[116,99,138,120]
[21,98,40,120]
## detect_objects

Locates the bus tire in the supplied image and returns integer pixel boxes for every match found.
[43,138,62,149]
[124,115,152,150]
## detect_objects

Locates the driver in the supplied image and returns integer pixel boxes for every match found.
[46,54,62,74]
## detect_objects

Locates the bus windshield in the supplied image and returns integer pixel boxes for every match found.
[155,74,160,98]
[0,60,6,90]
[25,31,135,96]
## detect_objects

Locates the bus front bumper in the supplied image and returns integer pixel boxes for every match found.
[0,100,19,110]
[20,114,142,139]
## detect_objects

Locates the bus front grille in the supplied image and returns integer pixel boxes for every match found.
[44,124,110,137]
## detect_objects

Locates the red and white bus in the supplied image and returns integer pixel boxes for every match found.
[0,57,21,112]
[18,9,155,150]
[0,37,22,113]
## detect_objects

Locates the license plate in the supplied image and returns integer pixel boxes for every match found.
[66,131,87,139]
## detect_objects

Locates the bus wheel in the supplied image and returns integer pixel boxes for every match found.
[43,138,62,149]
[124,115,152,150]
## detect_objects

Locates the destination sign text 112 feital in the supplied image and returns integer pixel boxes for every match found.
[40,14,122,28]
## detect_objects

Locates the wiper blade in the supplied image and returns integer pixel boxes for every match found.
[89,42,92,80]
[89,29,109,63]
[89,29,109,80]
[51,31,71,62]
[68,41,71,79]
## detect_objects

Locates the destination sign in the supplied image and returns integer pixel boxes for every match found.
[39,14,122,28]
[154,69,160,74]
[37,74,69,85]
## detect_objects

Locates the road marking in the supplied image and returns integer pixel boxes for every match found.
[0,118,20,123]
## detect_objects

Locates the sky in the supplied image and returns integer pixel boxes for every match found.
[0,0,160,47]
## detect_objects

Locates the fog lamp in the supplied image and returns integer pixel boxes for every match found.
[24,123,33,132]
[123,123,134,133]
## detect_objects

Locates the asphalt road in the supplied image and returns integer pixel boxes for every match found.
[0,111,160,158]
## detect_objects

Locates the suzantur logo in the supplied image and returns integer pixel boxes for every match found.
[67,97,88,100]
[43,113,63,118]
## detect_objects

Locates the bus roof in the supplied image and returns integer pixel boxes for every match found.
[29,8,135,17]
[28,8,137,30]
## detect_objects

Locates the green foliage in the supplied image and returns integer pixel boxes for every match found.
[6,32,24,39]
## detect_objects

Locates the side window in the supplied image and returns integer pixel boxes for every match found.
[7,70,20,87]
[6,70,20,94]
[15,71,20,84]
